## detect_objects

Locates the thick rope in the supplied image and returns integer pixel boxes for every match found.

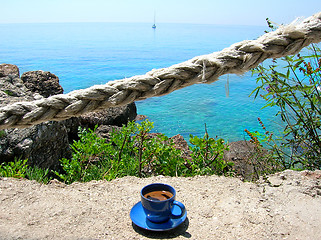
[1,12,321,129]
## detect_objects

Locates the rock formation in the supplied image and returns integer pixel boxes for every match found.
[0,64,137,170]
[0,64,20,78]
[0,64,71,170]
[0,64,253,176]
[79,102,137,129]
[21,70,63,97]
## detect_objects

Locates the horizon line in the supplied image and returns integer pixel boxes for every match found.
[0,20,268,28]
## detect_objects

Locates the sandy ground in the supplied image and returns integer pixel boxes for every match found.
[0,170,320,240]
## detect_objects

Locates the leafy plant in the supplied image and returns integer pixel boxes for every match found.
[129,119,152,177]
[244,118,285,180]
[140,133,184,177]
[0,118,234,184]
[188,125,232,175]
[0,158,28,178]
[53,126,115,183]
[26,166,52,184]
[251,44,321,170]
[53,120,233,184]
[124,119,183,177]
[0,157,52,183]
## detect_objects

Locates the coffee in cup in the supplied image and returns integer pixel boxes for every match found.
[143,190,173,201]
[141,183,186,223]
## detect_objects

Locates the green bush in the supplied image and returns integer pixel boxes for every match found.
[0,158,28,178]
[244,122,285,180]
[188,126,232,175]
[250,44,321,170]
[0,158,51,183]
[53,120,231,184]
[26,166,51,184]
[130,119,186,177]
[53,126,121,183]
[54,120,187,183]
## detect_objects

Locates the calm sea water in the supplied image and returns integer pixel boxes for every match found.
[0,22,283,141]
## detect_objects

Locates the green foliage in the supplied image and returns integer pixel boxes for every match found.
[0,120,231,184]
[244,121,285,180]
[0,158,28,178]
[130,119,186,177]
[0,130,6,138]
[0,158,52,183]
[53,126,119,184]
[54,120,187,183]
[53,120,231,184]
[251,44,321,170]
[188,125,232,175]
[3,89,16,96]
[139,133,185,177]
[25,166,51,184]
[264,18,277,32]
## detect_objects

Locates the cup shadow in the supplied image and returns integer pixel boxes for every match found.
[132,217,191,239]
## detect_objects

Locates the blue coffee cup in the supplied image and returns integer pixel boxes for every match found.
[141,183,186,223]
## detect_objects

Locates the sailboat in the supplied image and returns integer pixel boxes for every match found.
[152,11,156,29]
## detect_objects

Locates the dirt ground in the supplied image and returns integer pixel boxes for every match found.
[0,170,320,240]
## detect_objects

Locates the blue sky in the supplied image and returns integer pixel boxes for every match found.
[1,0,320,26]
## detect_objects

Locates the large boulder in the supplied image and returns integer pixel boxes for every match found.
[0,64,71,170]
[169,134,192,160]
[0,64,36,104]
[79,102,137,129]
[94,125,122,140]
[0,63,20,78]
[21,70,63,97]
[0,122,72,170]
[224,140,263,181]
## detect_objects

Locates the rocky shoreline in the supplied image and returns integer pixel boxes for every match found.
[1,64,257,179]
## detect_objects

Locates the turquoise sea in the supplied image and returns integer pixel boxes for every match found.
[0,22,284,141]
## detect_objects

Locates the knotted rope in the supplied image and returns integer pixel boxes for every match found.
[1,12,321,129]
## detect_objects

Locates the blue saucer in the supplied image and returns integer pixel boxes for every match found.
[130,201,187,231]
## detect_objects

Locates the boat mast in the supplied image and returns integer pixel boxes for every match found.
[152,11,156,29]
